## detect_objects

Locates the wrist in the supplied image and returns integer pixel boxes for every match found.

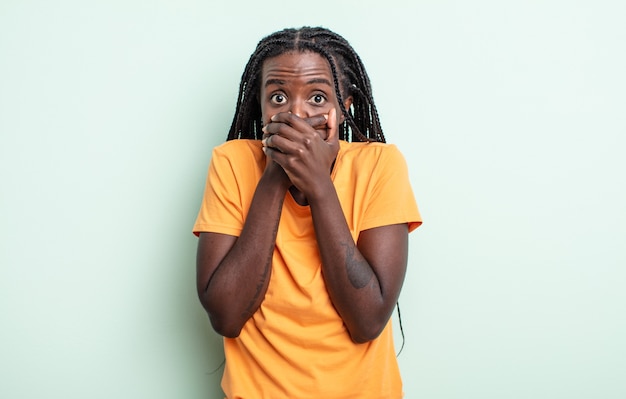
[261,164,291,191]
[304,177,335,204]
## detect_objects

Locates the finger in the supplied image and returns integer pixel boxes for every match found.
[270,112,321,135]
[261,134,288,154]
[326,107,339,144]
[262,120,294,143]
[261,124,270,141]
[262,122,297,150]
[271,113,328,129]
[262,129,294,154]
[303,114,329,129]
[265,114,321,144]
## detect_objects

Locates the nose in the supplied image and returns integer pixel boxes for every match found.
[289,101,304,118]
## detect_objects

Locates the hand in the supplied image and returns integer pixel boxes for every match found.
[261,108,339,199]
[260,113,330,189]
[262,114,329,142]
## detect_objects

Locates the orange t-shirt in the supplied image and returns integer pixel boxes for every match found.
[194,139,421,399]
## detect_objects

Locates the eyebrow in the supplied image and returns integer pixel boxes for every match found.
[264,78,333,87]
[306,78,333,86]
[264,78,285,87]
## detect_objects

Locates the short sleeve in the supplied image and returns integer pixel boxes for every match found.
[359,145,422,233]
[192,145,245,237]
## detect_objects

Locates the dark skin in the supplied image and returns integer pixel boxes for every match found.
[196,51,409,343]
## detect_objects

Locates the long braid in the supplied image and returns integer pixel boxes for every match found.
[228,36,294,140]
[226,27,386,143]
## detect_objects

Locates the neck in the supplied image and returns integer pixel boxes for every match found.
[289,186,308,206]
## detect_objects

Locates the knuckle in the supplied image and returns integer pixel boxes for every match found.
[284,157,296,168]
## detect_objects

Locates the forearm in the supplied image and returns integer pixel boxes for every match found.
[200,174,286,337]
[308,182,396,343]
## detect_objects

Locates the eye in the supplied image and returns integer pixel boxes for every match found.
[270,93,287,105]
[310,94,327,105]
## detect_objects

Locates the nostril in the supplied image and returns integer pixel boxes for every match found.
[289,105,304,118]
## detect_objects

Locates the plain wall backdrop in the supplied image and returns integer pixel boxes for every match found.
[1,1,624,398]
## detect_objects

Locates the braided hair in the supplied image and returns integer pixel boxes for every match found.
[226,27,385,143]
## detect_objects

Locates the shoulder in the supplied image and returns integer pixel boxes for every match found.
[211,139,264,164]
[213,139,263,156]
[335,141,412,185]
[338,141,406,165]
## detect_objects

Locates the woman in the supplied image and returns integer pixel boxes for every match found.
[194,26,421,398]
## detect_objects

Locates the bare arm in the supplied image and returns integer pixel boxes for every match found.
[196,161,289,338]
[197,115,330,337]
[309,186,408,343]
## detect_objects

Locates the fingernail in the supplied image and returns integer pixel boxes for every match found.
[271,114,278,121]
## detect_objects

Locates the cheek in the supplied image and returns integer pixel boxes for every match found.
[259,98,284,124]
[260,102,272,126]
[331,101,345,121]
[259,90,271,125]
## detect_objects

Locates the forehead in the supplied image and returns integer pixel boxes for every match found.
[261,51,332,81]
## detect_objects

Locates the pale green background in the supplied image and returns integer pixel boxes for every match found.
[1,0,624,398]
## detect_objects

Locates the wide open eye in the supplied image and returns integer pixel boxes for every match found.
[310,94,327,105]
[270,93,287,105]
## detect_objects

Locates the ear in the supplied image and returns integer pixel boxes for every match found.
[341,96,353,121]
